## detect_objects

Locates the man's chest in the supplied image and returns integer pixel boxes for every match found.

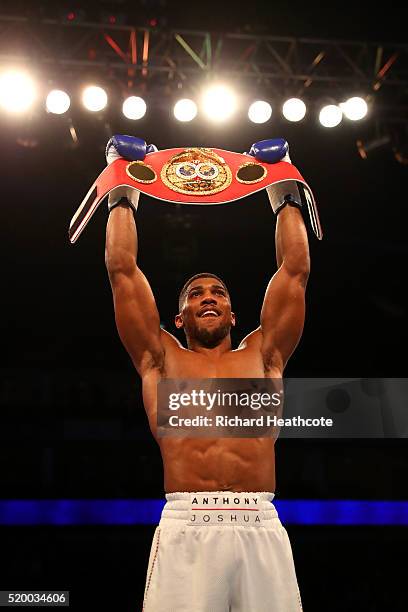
[163,348,266,379]
[142,347,281,432]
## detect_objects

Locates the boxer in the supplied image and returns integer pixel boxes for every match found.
[105,136,306,611]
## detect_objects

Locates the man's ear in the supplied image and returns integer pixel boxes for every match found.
[175,313,184,329]
[231,312,236,327]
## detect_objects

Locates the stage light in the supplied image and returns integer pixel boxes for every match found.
[202,85,237,122]
[82,86,108,112]
[282,98,307,122]
[248,100,272,124]
[46,89,71,115]
[122,96,147,120]
[319,104,343,128]
[340,97,368,121]
[0,70,36,113]
[173,98,197,122]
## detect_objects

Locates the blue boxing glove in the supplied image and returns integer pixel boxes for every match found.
[248,138,302,215]
[106,134,158,164]
[248,138,291,164]
[105,135,158,211]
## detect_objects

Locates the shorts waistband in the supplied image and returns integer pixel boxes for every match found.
[161,491,277,523]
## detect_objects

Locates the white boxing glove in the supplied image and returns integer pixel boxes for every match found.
[247,138,302,214]
[266,180,303,215]
[105,135,158,212]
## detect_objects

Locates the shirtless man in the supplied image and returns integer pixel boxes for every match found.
[105,136,309,611]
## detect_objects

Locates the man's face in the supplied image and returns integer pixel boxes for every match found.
[175,277,236,348]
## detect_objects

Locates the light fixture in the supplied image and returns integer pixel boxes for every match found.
[282,98,307,122]
[201,85,237,122]
[122,96,147,120]
[340,97,368,121]
[46,89,71,114]
[82,86,108,112]
[0,70,36,113]
[248,100,272,124]
[319,104,343,128]
[173,98,197,122]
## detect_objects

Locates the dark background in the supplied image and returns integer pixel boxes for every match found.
[0,1,407,610]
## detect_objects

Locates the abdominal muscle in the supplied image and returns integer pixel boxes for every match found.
[142,335,278,494]
[159,437,276,493]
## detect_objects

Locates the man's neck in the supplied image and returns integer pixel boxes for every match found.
[187,335,232,357]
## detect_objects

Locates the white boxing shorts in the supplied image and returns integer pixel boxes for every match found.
[142,491,302,611]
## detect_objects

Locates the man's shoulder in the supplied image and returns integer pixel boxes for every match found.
[236,328,282,377]
[236,327,262,351]
[160,328,185,350]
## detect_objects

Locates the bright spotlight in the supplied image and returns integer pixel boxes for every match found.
[46,89,71,114]
[82,86,108,112]
[174,98,197,122]
[202,85,237,122]
[282,98,307,122]
[122,96,147,120]
[340,96,368,121]
[319,104,343,128]
[0,70,36,113]
[248,100,272,124]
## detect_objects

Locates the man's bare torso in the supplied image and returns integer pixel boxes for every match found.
[105,203,309,495]
[142,328,280,493]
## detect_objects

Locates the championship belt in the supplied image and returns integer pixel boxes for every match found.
[68,147,322,243]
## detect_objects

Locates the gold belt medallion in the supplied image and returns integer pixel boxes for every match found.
[161,148,232,196]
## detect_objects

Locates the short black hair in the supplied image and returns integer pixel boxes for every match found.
[178,272,229,312]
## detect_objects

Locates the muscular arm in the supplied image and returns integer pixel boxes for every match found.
[105,203,164,376]
[260,202,310,373]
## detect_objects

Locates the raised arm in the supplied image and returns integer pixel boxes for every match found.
[104,135,164,376]
[260,197,310,373]
[245,138,311,373]
[105,201,164,376]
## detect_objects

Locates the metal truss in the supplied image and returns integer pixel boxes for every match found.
[0,14,407,120]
